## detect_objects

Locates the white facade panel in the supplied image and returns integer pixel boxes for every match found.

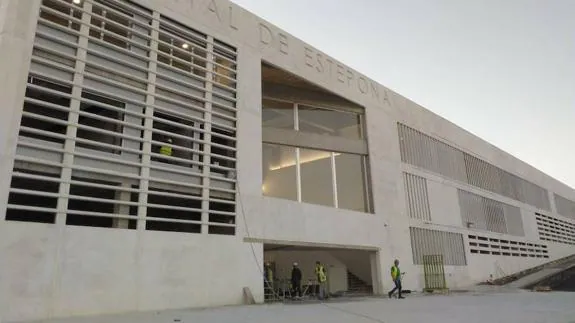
[0,0,574,321]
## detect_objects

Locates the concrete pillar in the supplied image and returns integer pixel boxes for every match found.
[113,183,132,228]
[0,0,42,221]
[370,251,384,295]
[0,0,42,320]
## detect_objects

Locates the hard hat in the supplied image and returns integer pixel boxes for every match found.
[293,262,298,266]
[167,138,173,143]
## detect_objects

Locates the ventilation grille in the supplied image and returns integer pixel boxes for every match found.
[403,173,431,221]
[536,213,575,245]
[464,154,550,211]
[457,190,524,236]
[554,194,575,220]
[398,123,551,211]
[6,0,237,235]
[468,235,548,258]
[398,124,467,182]
[409,227,467,266]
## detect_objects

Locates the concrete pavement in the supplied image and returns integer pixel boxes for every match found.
[19,290,575,323]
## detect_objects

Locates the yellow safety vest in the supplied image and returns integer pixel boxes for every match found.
[391,265,400,280]
[315,265,327,283]
[265,267,273,282]
[160,145,172,156]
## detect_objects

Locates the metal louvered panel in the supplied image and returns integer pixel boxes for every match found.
[397,124,551,211]
[536,212,575,244]
[464,154,502,195]
[505,204,524,236]
[397,124,467,182]
[6,0,238,235]
[463,152,550,211]
[554,194,575,220]
[457,189,525,236]
[436,137,467,184]
[403,172,431,221]
[458,190,487,231]
[409,227,467,266]
[483,198,506,234]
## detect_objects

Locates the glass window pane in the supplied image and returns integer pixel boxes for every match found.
[300,148,334,207]
[262,99,294,129]
[262,144,297,201]
[335,153,368,212]
[298,105,361,140]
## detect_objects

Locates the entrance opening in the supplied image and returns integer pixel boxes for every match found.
[263,243,375,302]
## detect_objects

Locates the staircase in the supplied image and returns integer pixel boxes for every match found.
[491,254,575,286]
[347,270,372,294]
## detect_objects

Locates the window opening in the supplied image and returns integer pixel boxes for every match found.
[19,76,71,144]
[90,0,133,49]
[40,0,82,31]
[6,169,60,224]
[77,92,125,154]
[152,111,204,169]
[210,127,235,178]
[146,187,202,233]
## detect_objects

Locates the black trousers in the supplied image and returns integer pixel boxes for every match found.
[389,279,402,297]
[292,280,302,297]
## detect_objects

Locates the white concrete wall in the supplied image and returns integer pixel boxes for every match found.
[0,223,262,321]
[1,0,575,321]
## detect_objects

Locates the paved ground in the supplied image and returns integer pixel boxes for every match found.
[24,290,575,323]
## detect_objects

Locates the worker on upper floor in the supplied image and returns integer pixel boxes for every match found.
[160,137,173,157]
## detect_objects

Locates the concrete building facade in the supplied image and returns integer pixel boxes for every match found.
[1,0,574,321]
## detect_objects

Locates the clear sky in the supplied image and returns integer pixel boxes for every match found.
[231,0,575,189]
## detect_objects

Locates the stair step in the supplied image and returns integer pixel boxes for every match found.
[347,270,371,293]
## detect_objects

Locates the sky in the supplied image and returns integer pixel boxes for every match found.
[231,0,575,189]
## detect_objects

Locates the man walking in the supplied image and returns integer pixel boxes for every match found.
[291,262,302,299]
[388,259,405,299]
[315,261,328,300]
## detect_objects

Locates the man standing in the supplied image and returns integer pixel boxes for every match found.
[315,261,328,300]
[388,259,404,299]
[291,262,302,299]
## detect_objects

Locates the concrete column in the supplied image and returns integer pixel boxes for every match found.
[0,0,42,320]
[234,45,263,237]
[137,11,160,231]
[370,251,384,295]
[200,37,214,234]
[55,0,93,225]
[0,0,42,222]
[113,183,132,228]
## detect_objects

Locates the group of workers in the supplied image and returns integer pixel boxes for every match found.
[264,261,328,300]
[264,259,405,301]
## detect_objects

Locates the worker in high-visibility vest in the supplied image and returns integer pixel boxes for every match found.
[160,137,173,157]
[388,259,405,299]
[315,261,328,300]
